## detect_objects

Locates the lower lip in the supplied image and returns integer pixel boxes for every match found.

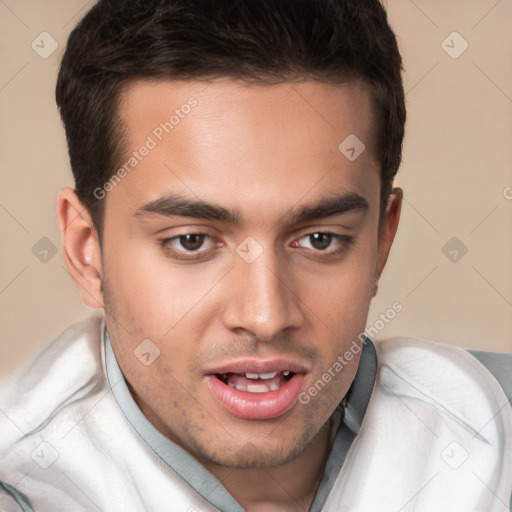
[205,374,306,420]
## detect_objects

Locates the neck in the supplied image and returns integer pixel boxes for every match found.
[200,408,343,512]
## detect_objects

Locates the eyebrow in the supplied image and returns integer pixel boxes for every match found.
[134,195,240,223]
[134,191,369,225]
[287,192,369,224]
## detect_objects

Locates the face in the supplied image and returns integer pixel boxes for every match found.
[80,78,400,468]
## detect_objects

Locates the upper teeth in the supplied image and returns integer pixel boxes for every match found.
[245,371,278,380]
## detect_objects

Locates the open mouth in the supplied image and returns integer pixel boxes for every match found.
[215,370,295,393]
[206,367,306,420]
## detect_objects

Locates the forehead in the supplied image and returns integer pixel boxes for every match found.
[109,78,380,223]
[119,77,376,148]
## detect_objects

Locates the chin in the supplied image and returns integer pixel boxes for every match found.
[195,430,313,469]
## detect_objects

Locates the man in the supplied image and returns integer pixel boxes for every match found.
[1,0,511,511]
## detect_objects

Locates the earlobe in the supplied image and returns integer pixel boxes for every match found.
[374,187,403,287]
[57,187,104,309]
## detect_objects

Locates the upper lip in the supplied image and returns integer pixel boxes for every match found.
[204,358,310,376]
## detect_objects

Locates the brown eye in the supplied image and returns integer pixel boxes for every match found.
[293,232,354,257]
[178,234,206,251]
[308,233,332,250]
[159,233,217,261]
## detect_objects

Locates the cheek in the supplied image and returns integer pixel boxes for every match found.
[102,234,217,332]
[299,235,377,329]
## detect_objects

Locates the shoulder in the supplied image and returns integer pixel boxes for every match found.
[0,313,106,447]
[0,314,107,510]
[374,336,512,416]
[328,338,512,509]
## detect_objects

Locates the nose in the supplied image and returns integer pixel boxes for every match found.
[222,250,304,341]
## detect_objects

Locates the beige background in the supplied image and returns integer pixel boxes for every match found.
[1,0,511,377]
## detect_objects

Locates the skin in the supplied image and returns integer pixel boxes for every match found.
[58,78,402,511]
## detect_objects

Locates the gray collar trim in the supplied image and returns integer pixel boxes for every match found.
[309,338,377,511]
[104,329,377,511]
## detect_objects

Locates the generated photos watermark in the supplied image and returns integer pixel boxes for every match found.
[299,301,403,404]
[93,96,198,200]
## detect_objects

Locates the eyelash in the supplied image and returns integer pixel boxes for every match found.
[158,232,354,261]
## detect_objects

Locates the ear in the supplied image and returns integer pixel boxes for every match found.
[57,187,104,309]
[372,187,403,297]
